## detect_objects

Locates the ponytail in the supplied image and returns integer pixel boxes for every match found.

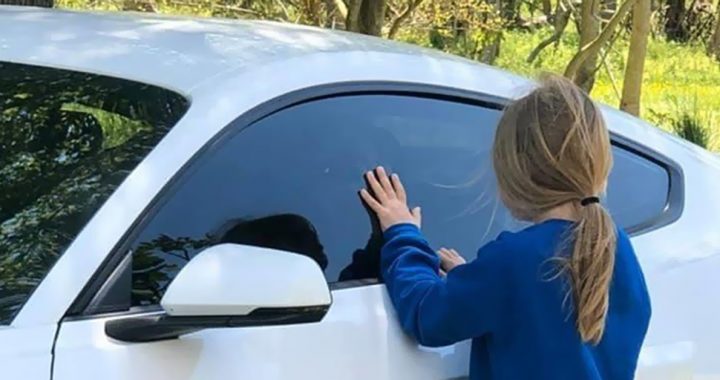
[567,202,616,344]
[492,74,616,344]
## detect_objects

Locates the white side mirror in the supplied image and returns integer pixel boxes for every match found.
[161,244,330,316]
[106,244,331,342]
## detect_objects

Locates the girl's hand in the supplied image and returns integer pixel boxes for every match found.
[438,248,466,273]
[360,167,421,232]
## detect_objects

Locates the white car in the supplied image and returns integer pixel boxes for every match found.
[1,5,719,380]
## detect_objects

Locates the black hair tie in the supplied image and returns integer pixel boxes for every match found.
[581,196,600,206]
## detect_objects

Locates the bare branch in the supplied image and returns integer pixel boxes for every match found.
[332,0,348,19]
[388,0,424,39]
[601,49,622,101]
[587,26,623,79]
[527,0,571,63]
[564,0,636,80]
[274,0,292,21]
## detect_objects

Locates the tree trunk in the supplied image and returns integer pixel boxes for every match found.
[565,0,637,80]
[346,0,363,32]
[542,0,554,17]
[665,0,688,40]
[480,34,503,64]
[620,0,652,116]
[576,0,601,91]
[496,0,521,24]
[346,0,386,36]
[708,1,720,59]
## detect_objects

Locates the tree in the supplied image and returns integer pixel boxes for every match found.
[564,0,637,81]
[528,0,573,63]
[665,0,688,41]
[0,61,187,323]
[541,0,553,17]
[709,0,720,60]
[620,0,652,116]
[576,0,602,91]
[346,0,387,36]
[388,0,424,39]
[500,0,522,23]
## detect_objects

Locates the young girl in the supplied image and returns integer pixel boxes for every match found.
[360,75,651,379]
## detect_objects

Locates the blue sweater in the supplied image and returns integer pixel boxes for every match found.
[381,220,651,380]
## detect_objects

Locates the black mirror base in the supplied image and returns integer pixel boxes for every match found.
[105,305,330,343]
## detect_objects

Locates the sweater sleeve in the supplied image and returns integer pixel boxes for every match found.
[381,223,510,347]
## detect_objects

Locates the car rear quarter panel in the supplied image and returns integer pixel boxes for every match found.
[604,110,720,378]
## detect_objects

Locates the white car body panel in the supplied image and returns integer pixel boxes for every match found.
[54,286,471,380]
[1,6,719,380]
[0,325,54,380]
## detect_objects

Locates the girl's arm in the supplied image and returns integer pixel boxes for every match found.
[381,223,510,347]
[359,167,510,346]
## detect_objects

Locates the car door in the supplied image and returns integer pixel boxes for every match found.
[52,92,516,380]
[52,88,678,380]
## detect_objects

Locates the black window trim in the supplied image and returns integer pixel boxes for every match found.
[65,80,684,320]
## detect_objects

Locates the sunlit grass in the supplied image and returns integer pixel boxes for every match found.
[496,28,720,150]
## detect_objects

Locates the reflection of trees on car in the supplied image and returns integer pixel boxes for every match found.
[132,214,334,307]
[0,62,188,324]
[130,209,387,307]
[132,234,212,306]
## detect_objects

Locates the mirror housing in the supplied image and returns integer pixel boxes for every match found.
[106,244,331,342]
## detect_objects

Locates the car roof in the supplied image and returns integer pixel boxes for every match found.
[0,6,524,95]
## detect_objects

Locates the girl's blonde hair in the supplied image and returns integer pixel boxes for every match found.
[493,74,616,344]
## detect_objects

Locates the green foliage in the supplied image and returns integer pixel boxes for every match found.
[0,61,188,324]
[391,0,507,63]
[491,27,720,150]
[672,113,712,148]
[648,95,718,149]
[62,103,152,149]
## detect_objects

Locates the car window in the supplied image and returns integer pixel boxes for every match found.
[126,95,521,307]
[0,62,188,325]
[122,93,672,309]
[606,146,670,229]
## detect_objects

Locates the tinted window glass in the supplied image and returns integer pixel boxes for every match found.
[606,146,670,229]
[128,95,520,307]
[0,62,188,324]
[125,94,671,308]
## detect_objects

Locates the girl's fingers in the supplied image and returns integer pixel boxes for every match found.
[391,173,407,202]
[438,249,452,263]
[360,189,384,213]
[411,207,421,227]
[375,167,396,199]
[439,248,465,270]
[365,171,388,202]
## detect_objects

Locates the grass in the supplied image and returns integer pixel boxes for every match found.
[493,29,720,150]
